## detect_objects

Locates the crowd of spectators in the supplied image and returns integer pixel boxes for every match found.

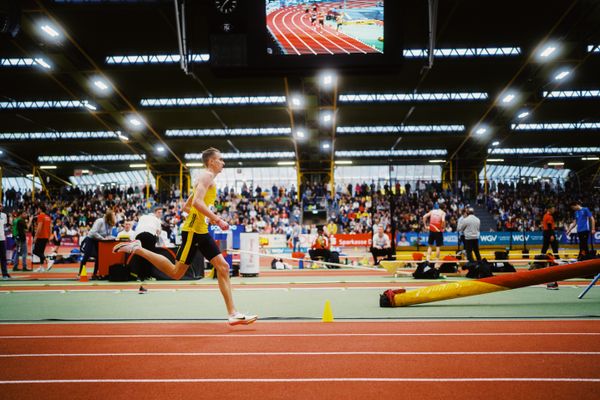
[1,179,598,251]
[482,180,600,233]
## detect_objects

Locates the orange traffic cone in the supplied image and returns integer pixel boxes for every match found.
[80,265,89,282]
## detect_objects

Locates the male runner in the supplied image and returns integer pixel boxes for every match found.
[423,203,446,261]
[113,148,257,326]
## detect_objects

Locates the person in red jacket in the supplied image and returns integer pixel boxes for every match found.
[33,205,53,272]
[309,226,331,263]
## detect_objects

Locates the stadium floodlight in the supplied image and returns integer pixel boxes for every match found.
[277,161,295,166]
[186,163,203,167]
[321,111,333,125]
[501,93,516,104]
[93,79,109,91]
[553,69,571,81]
[156,145,165,153]
[474,125,488,135]
[492,141,500,146]
[130,164,147,168]
[547,162,564,166]
[536,42,560,61]
[582,157,599,161]
[127,115,144,130]
[517,110,530,119]
[39,23,60,39]
[289,95,304,109]
[322,142,331,150]
[319,70,337,89]
[334,160,353,165]
[487,159,504,162]
[90,76,112,95]
[295,130,305,139]
[39,165,57,170]
[428,159,445,163]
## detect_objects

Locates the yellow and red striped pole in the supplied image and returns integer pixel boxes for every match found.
[383,259,600,307]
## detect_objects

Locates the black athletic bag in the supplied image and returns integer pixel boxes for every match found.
[412,261,440,279]
[464,259,494,279]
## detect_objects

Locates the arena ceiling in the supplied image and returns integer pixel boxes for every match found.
[1,0,600,183]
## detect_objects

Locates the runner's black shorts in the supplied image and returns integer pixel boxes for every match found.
[176,231,221,265]
[428,231,443,246]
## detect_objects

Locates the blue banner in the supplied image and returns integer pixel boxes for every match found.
[397,230,600,246]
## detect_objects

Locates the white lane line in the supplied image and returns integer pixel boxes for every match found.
[289,9,333,54]
[1,332,600,339]
[1,377,599,384]
[297,8,367,54]
[280,8,317,54]
[271,7,300,55]
[1,351,599,358]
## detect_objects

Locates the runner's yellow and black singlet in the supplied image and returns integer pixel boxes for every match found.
[181,185,217,234]
[176,184,221,264]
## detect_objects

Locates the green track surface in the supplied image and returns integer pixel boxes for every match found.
[0,278,598,322]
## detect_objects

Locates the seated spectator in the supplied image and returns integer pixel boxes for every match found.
[309,227,331,263]
[116,220,135,240]
[370,226,394,265]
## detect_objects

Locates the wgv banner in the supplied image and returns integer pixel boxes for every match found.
[398,230,600,246]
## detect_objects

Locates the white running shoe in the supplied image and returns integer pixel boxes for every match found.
[112,240,142,254]
[228,312,258,326]
[46,259,55,271]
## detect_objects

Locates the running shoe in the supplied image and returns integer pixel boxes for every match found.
[138,285,148,294]
[46,259,55,271]
[228,312,258,326]
[112,240,142,253]
[546,282,559,290]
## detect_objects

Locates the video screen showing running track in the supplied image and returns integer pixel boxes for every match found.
[266,0,384,55]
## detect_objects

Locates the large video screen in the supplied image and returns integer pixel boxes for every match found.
[265,0,384,56]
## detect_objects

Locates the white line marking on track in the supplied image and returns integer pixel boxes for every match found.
[1,377,599,384]
[1,351,598,358]
[1,332,599,339]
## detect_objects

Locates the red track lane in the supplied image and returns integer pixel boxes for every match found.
[2,320,599,335]
[0,353,598,379]
[1,382,598,400]
[0,321,599,399]
[267,1,379,55]
[3,334,600,355]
